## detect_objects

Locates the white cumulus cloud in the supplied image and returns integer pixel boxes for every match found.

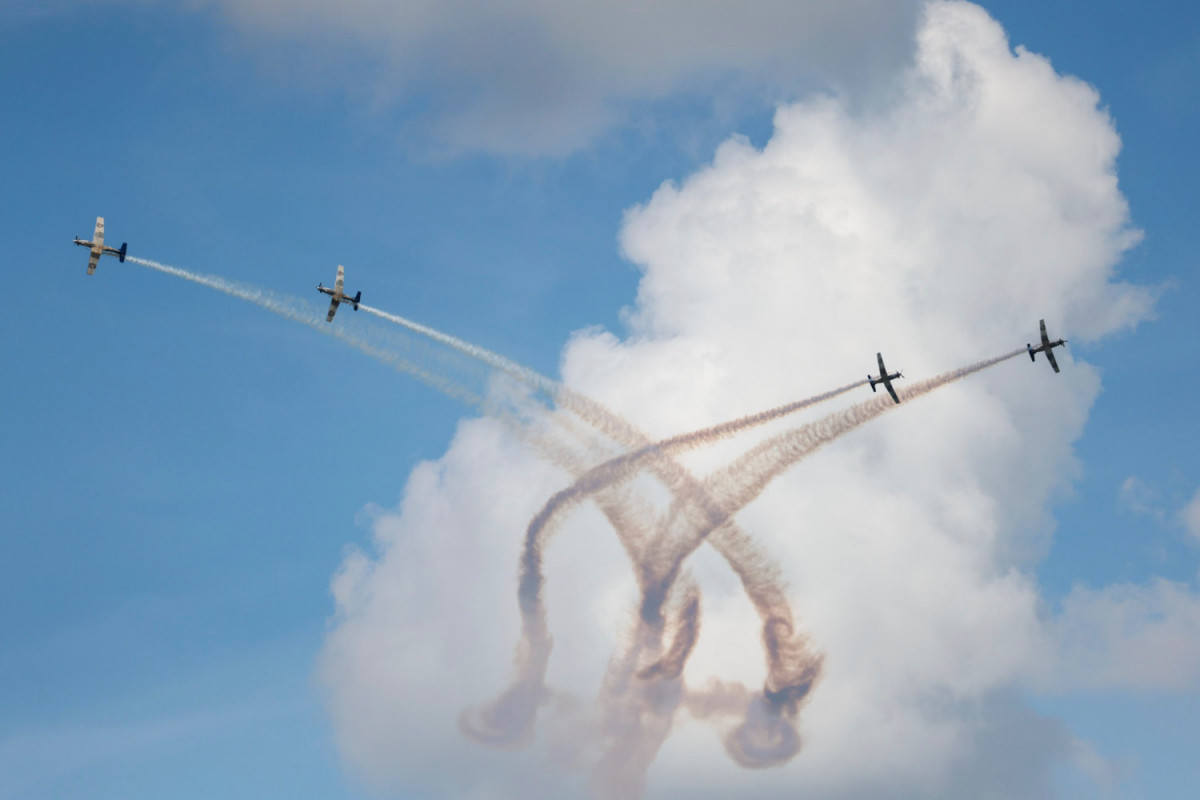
[319,3,1194,798]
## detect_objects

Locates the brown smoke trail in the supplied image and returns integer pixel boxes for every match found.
[648,349,1029,620]
[661,348,1029,567]
[492,381,866,764]
[613,349,1028,768]
[355,295,825,771]
[519,378,869,616]
[467,382,863,757]
[636,580,702,682]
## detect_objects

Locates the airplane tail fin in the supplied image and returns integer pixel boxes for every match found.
[118,243,127,263]
[352,291,361,310]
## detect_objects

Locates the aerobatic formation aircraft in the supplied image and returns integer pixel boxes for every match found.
[73,217,127,275]
[868,352,904,404]
[317,265,361,322]
[1027,318,1067,373]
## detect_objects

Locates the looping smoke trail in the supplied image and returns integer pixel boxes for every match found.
[586,582,697,800]
[707,523,822,702]
[463,374,877,790]
[603,349,1027,770]
[636,581,701,682]
[724,691,804,768]
[457,631,550,748]
[361,290,831,773]
[501,383,866,719]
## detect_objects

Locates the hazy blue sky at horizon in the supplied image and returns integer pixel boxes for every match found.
[1,2,1198,798]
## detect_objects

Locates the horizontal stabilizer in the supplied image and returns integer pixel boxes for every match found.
[118,243,127,263]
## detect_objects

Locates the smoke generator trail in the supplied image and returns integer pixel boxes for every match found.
[123,253,1034,798]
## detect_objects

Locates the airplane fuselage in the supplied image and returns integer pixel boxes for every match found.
[1027,339,1065,359]
[317,284,358,306]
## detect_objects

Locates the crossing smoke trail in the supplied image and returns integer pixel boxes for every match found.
[473,349,1026,786]
[460,391,851,772]
[360,297,838,777]
[362,289,1008,786]
[517,378,870,627]
[523,377,871,595]
[128,255,1026,793]
[481,381,867,762]
[361,289,848,789]
[632,348,1028,768]
[126,257,781,778]
[126,261,763,786]
[677,348,1030,563]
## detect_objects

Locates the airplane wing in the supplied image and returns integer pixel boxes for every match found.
[877,352,887,377]
[1044,346,1060,373]
[882,376,900,404]
[326,296,341,323]
[1039,319,1051,348]
[334,265,344,295]
[88,251,99,275]
[93,217,105,248]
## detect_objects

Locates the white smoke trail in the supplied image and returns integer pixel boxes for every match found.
[130,256,320,325]
[360,303,684,459]
[127,256,482,405]
[359,303,557,395]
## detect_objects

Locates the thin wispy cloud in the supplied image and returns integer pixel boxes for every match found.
[200,0,923,156]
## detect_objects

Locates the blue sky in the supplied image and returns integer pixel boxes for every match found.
[1,2,1198,798]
